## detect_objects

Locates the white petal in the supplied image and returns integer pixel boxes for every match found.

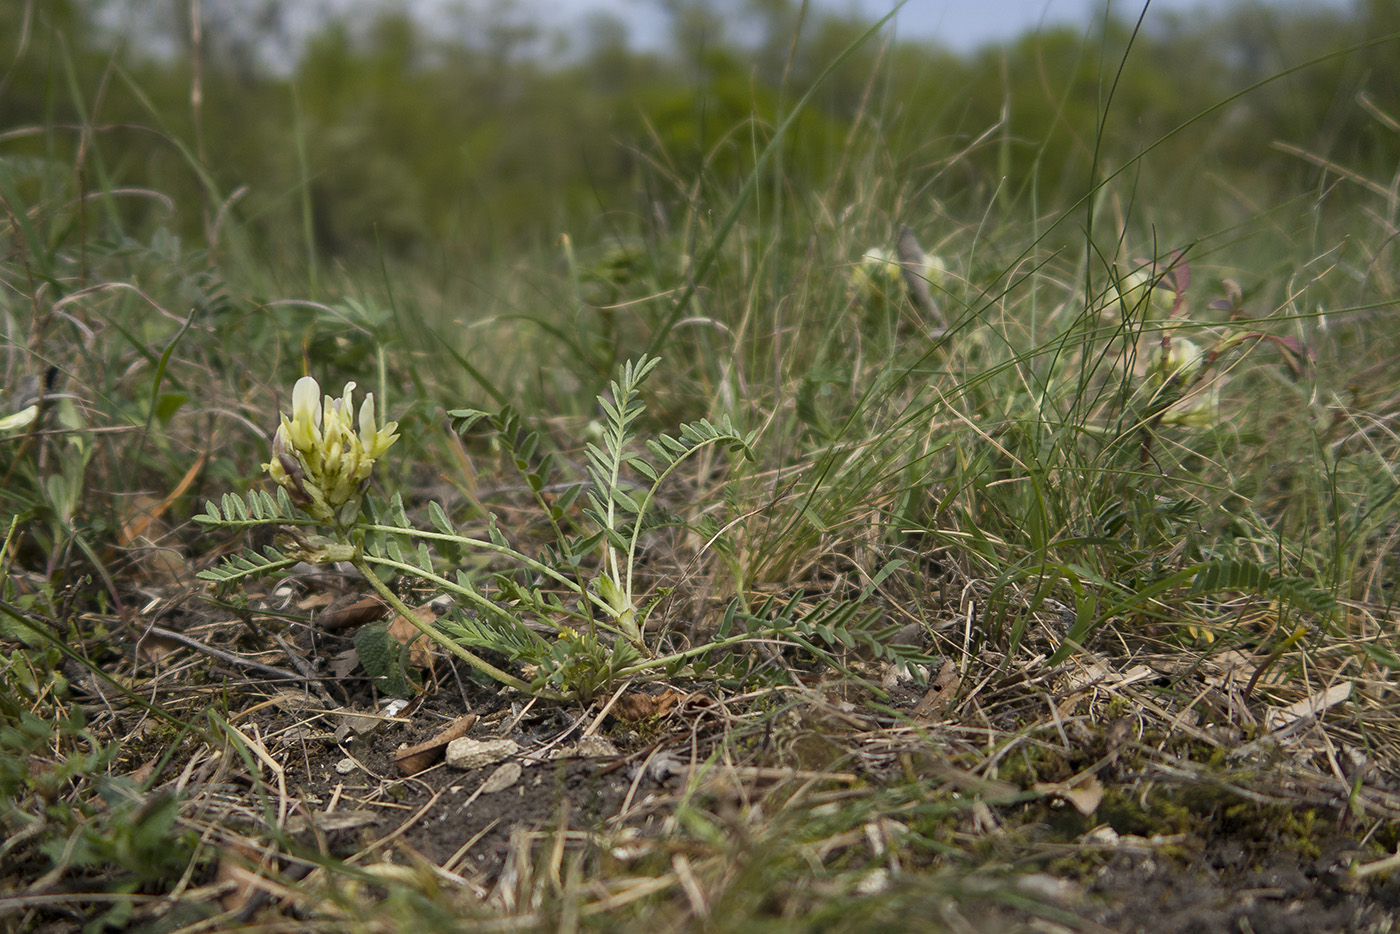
[292,376,321,425]
[339,382,357,422]
[359,393,376,444]
[0,404,38,434]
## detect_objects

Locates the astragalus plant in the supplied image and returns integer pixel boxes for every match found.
[198,356,758,701]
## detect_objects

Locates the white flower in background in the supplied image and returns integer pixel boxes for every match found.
[1147,336,1203,388]
[857,246,902,290]
[851,245,947,298]
[264,376,400,525]
[909,250,948,288]
[1143,336,1219,428]
[1159,386,1220,428]
[1114,268,1176,320]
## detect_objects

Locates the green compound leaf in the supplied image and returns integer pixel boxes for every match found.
[196,546,299,591]
[438,609,547,663]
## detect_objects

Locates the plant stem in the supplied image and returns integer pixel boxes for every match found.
[612,628,801,679]
[350,551,562,699]
[360,552,632,642]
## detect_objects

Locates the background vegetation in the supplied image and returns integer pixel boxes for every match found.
[7,0,1400,257]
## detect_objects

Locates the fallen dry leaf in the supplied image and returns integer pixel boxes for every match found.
[1266,681,1352,732]
[388,605,439,669]
[1034,772,1104,816]
[614,688,683,720]
[394,714,480,776]
[913,659,960,720]
[328,648,360,679]
[318,594,388,631]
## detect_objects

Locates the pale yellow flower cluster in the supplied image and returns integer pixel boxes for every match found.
[264,376,400,525]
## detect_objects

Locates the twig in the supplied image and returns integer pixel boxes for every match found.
[142,623,307,683]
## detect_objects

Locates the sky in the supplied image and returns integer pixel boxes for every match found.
[124,0,1352,74]
[863,0,1352,49]
[862,0,1204,48]
[545,0,1350,52]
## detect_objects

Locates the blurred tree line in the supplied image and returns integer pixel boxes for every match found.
[2,0,1397,266]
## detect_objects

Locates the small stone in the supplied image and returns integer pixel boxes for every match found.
[334,707,386,736]
[478,761,522,794]
[380,698,410,718]
[553,734,620,759]
[889,622,926,649]
[575,735,618,757]
[334,757,358,775]
[445,737,520,771]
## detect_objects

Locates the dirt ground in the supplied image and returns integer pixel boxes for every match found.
[10,570,1400,933]
[257,688,1400,933]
